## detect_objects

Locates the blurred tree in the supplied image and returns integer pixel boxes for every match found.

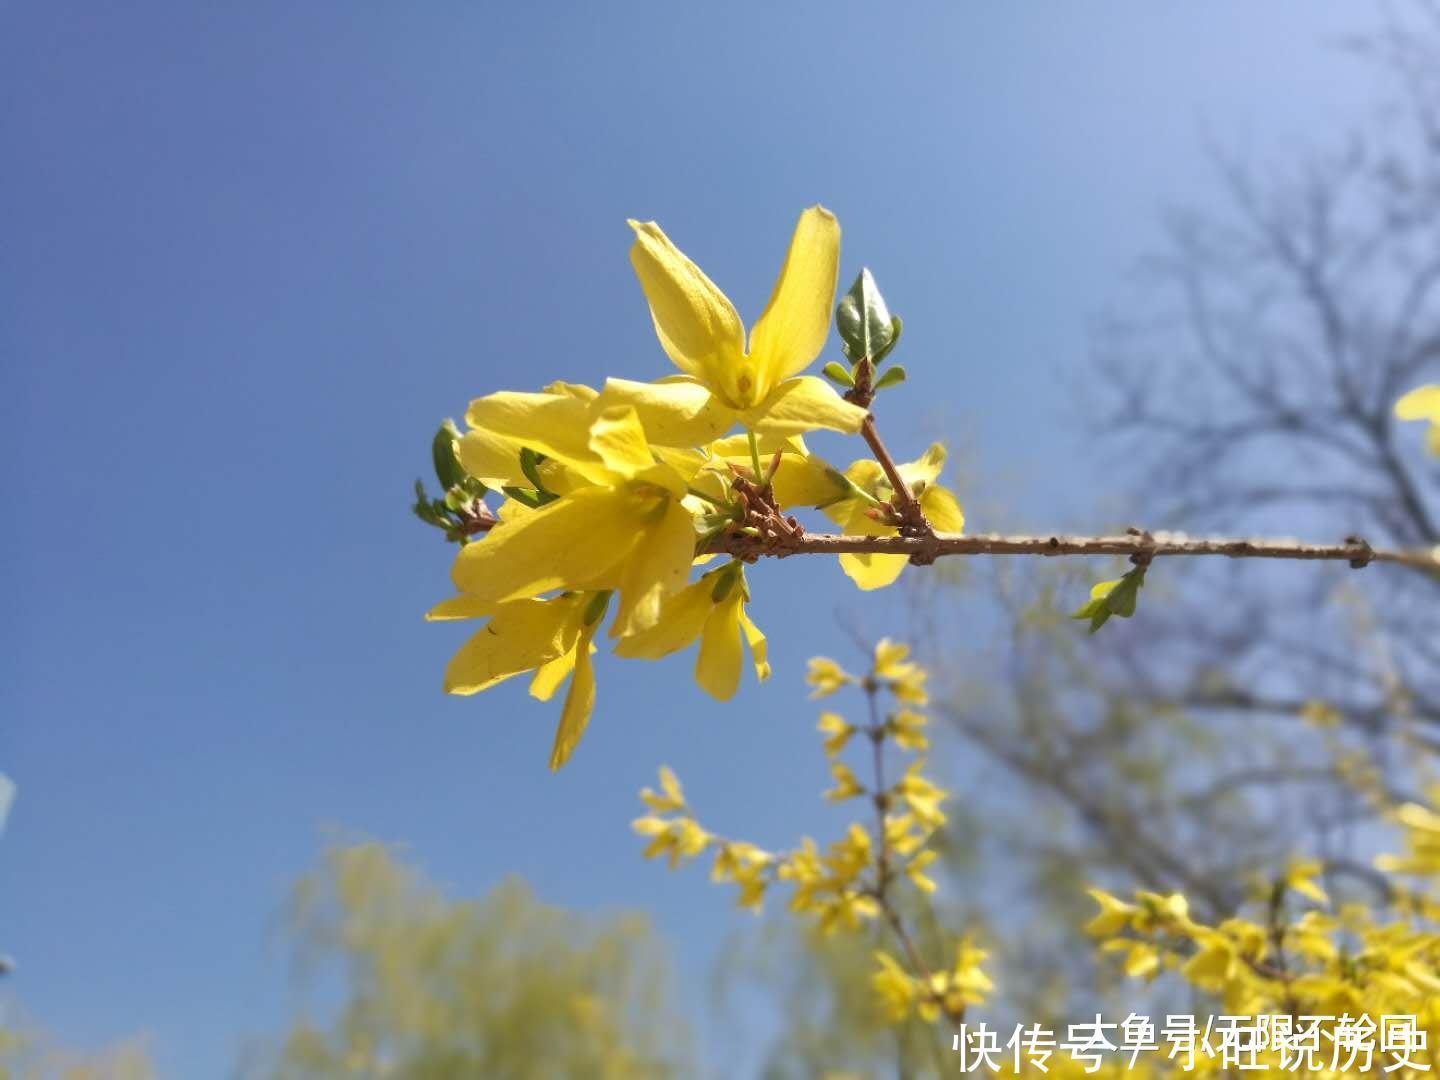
[252,841,688,1080]
[0,1015,154,1080]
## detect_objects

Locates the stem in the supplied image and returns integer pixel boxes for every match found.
[705,529,1435,571]
[685,486,727,509]
[861,414,927,531]
[864,682,965,1035]
[746,428,764,483]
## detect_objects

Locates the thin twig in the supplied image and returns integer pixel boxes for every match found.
[706,528,1438,572]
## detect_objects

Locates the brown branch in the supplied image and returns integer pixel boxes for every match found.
[706,527,1439,572]
[859,415,931,538]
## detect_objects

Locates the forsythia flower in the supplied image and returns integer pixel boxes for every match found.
[894,760,948,829]
[426,591,605,770]
[871,638,929,704]
[632,814,710,869]
[626,206,868,438]
[1396,383,1440,455]
[821,443,965,590]
[639,766,686,814]
[613,563,768,701]
[450,404,699,639]
[887,709,929,752]
[816,712,855,757]
[905,849,939,894]
[824,761,865,802]
[806,657,855,698]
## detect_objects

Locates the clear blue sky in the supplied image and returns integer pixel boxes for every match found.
[1,2,1379,1073]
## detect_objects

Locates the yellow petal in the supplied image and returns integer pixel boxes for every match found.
[611,500,699,638]
[613,579,714,659]
[548,621,599,770]
[627,219,747,393]
[748,206,841,390]
[745,376,867,436]
[1395,384,1440,421]
[442,597,583,695]
[696,592,744,701]
[598,377,736,447]
[450,487,644,602]
[587,405,655,478]
[426,594,499,621]
[455,428,529,489]
[920,485,965,533]
[464,390,608,482]
[738,606,770,682]
[898,443,946,489]
[529,644,579,702]
[770,455,849,508]
[839,551,908,591]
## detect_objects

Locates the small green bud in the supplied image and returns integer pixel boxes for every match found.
[821,361,856,387]
[431,420,468,492]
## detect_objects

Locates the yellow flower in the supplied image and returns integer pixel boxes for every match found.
[451,403,699,639]
[905,849,939,894]
[894,760,947,828]
[887,709,928,752]
[1084,888,1139,937]
[1285,858,1330,906]
[639,766,686,814]
[1396,384,1440,455]
[613,563,768,701]
[426,591,605,771]
[632,814,711,869]
[871,951,918,1022]
[816,712,855,757]
[806,657,854,698]
[711,842,772,912]
[885,813,929,857]
[872,638,914,679]
[626,207,867,437]
[821,444,965,590]
[824,761,865,802]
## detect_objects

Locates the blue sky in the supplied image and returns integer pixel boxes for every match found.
[2,2,1381,1073]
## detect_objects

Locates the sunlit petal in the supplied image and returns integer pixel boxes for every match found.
[748,206,841,389]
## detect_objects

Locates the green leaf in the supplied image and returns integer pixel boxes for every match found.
[519,447,550,494]
[501,485,558,509]
[1071,565,1148,634]
[872,364,907,392]
[821,360,855,387]
[431,420,468,492]
[411,480,452,529]
[835,269,896,363]
[873,315,903,364]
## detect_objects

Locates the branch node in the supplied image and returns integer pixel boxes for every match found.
[1343,534,1374,570]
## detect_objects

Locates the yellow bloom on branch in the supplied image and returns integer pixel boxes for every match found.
[613,563,768,701]
[639,766,686,814]
[824,761,865,802]
[816,712,855,757]
[626,207,867,438]
[451,404,699,640]
[806,657,855,699]
[426,591,605,771]
[822,444,966,591]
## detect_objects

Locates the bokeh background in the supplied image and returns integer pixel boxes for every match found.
[4,2,1436,1075]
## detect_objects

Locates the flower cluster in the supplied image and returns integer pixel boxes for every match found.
[419,208,964,769]
[631,641,988,1027]
[1083,793,1440,1075]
